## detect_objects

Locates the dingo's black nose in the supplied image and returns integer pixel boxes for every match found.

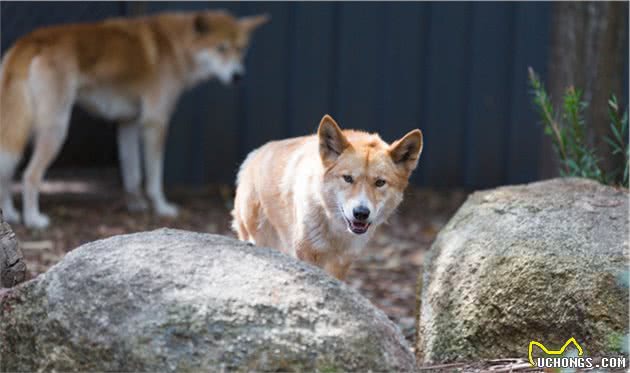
[353,206,370,221]
[231,73,243,84]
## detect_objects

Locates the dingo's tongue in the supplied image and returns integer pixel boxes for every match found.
[348,219,370,235]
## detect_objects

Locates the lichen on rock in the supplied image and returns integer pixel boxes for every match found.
[416,178,629,364]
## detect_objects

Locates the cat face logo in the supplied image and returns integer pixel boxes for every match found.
[528,337,583,366]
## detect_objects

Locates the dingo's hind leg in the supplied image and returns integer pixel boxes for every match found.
[0,60,34,224]
[231,193,258,244]
[21,56,74,228]
[0,151,21,223]
[231,178,262,245]
[22,120,71,228]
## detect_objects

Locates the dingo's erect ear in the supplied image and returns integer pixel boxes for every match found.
[389,129,423,172]
[239,14,270,33]
[318,114,350,166]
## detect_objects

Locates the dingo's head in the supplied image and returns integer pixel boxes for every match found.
[318,115,423,235]
[187,10,269,85]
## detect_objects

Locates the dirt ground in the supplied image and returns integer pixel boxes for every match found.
[10,169,468,343]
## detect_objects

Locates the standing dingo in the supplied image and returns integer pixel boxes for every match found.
[233,114,423,280]
[0,10,268,228]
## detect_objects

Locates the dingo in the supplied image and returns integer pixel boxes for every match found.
[232,114,423,280]
[0,10,268,228]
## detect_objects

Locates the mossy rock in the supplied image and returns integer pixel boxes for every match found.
[416,178,629,364]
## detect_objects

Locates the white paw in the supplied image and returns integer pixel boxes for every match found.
[126,195,149,212]
[155,202,179,217]
[24,212,50,229]
[2,207,21,224]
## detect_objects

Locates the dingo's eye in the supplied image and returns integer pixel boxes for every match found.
[375,179,386,187]
[343,175,354,184]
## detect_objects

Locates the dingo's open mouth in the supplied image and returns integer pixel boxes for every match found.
[346,218,370,235]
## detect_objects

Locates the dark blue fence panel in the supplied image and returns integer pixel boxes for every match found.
[240,2,293,157]
[335,3,387,134]
[288,3,337,138]
[506,3,551,185]
[381,4,427,145]
[419,3,473,187]
[2,1,597,188]
[463,3,514,188]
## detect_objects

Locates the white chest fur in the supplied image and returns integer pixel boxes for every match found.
[77,87,141,122]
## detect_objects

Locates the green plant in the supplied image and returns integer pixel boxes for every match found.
[606,95,629,186]
[528,67,629,188]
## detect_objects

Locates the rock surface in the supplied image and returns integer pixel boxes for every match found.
[1,229,415,372]
[416,178,629,364]
[0,212,26,288]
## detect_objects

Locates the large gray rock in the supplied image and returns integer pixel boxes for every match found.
[1,229,416,372]
[416,178,629,364]
[0,212,26,288]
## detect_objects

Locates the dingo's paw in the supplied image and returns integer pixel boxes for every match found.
[2,205,21,224]
[24,212,50,229]
[126,194,150,212]
[155,202,179,217]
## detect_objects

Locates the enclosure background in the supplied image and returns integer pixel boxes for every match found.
[2,1,624,188]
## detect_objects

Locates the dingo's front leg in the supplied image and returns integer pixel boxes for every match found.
[142,121,178,217]
[117,122,149,212]
[324,257,352,281]
[296,241,350,280]
[296,243,323,267]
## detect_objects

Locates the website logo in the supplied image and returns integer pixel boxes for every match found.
[528,337,627,370]
[528,337,583,366]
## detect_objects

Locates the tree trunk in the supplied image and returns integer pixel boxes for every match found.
[540,2,628,178]
[0,212,27,288]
